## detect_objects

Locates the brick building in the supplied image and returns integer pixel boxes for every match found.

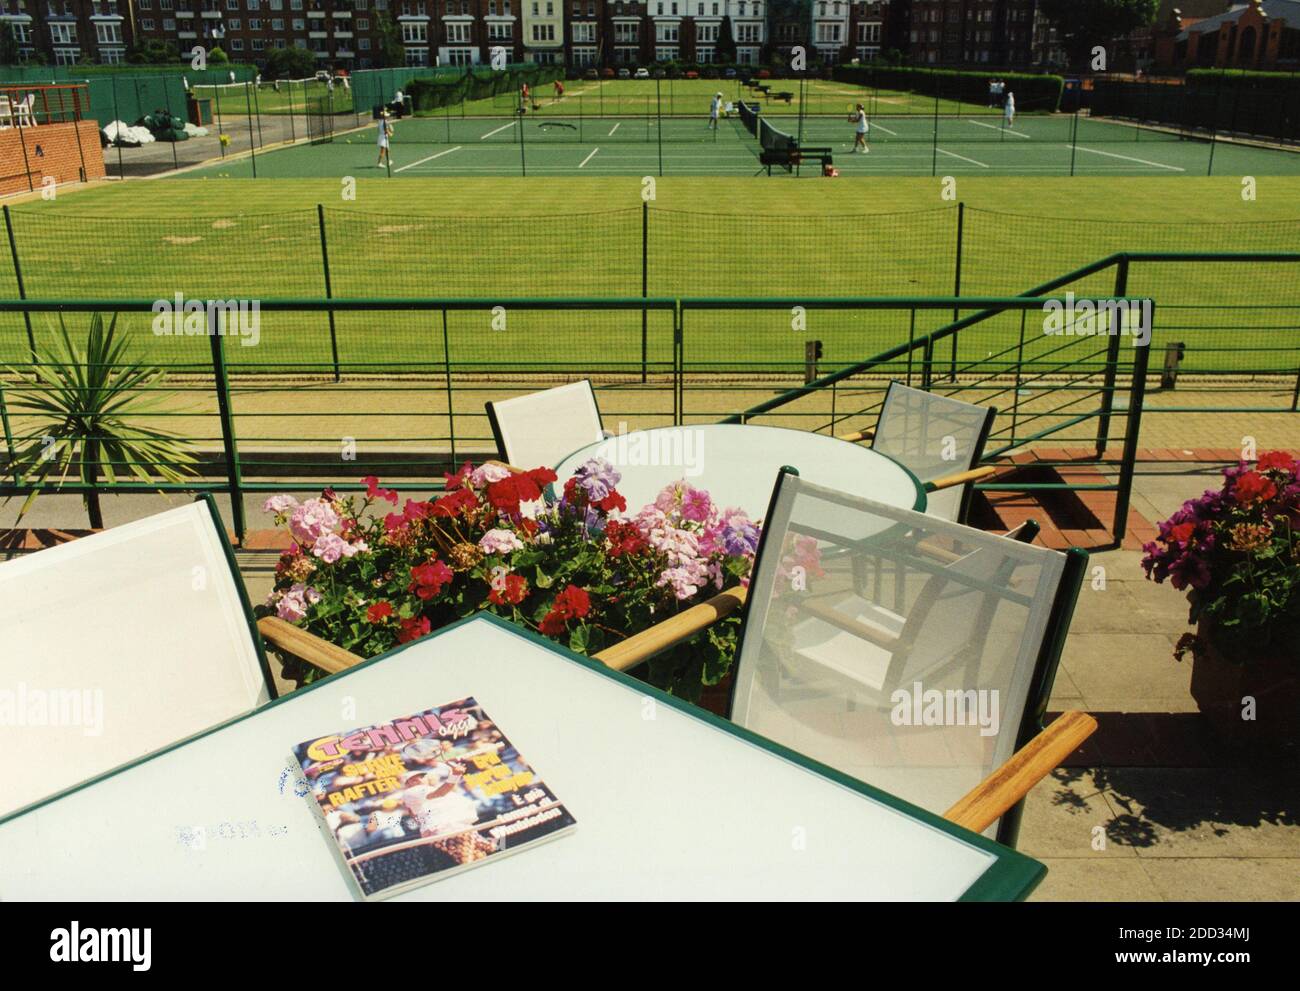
[1153,0,1300,70]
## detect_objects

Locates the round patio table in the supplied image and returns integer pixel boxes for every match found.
[554,424,926,521]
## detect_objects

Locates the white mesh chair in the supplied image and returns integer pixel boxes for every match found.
[840,381,998,522]
[0,496,349,818]
[485,380,608,470]
[595,469,1093,846]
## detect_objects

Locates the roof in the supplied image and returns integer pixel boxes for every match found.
[1177,0,1300,38]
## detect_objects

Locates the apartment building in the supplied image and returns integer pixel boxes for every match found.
[0,0,130,65]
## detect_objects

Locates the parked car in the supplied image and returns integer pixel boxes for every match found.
[653,68,667,79]
[584,68,600,80]
[314,70,332,83]
[618,68,632,79]
[602,67,616,78]
[756,68,772,79]
[685,70,700,79]
[634,67,650,79]
[723,67,738,79]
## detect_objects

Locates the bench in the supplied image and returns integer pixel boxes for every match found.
[770,91,795,104]
[758,144,834,175]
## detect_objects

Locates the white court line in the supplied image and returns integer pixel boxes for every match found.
[1068,144,1185,172]
[869,121,898,136]
[578,147,600,168]
[393,146,463,173]
[935,146,989,168]
[968,119,1031,138]
[480,120,517,139]
[608,122,621,136]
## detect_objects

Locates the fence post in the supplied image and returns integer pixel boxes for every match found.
[442,308,456,466]
[112,75,125,177]
[317,204,341,382]
[3,205,36,358]
[1094,255,1128,456]
[655,77,663,177]
[208,310,246,543]
[245,83,258,178]
[0,372,16,484]
[214,78,226,157]
[1113,309,1152,542]
[950,201,963,380]
[641,201,649,383]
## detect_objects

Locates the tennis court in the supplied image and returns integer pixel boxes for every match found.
[177,108,1300,180]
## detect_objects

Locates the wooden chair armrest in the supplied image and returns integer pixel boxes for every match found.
[796,598,901,650]
[257,616,366,677]
[593,586,748,672]
[483,459,525,474]
[943,711,1098,834]
[925,464,998,492]
[837,427,875,444]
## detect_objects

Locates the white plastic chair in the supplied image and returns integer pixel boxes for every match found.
[0,497,287,818]
[14,94,35,128]
[485,379,609,470]
[0,95,12,129]
[594,469,1093,846]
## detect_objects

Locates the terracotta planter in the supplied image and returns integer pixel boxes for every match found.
[695,673,735,718]
[1188,621,1300,757]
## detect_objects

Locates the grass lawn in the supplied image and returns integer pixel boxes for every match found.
[2,175,1296,374]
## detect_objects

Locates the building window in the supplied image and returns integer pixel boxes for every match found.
[401,21,426,42]
[447,22,469,42]
[531,23,554,41]
[140,17,155,28]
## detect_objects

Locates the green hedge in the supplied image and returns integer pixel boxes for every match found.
[401,64,566,112]
[833,65,1064,112]
[1095,72,1300,143]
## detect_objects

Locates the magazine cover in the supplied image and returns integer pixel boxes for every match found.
[293,697,576,900]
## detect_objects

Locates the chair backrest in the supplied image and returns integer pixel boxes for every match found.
[729,470,1084,843]
[871,381,996,522]
[485,379,604,469]
[0,497,275,818]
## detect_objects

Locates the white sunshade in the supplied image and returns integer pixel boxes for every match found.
[731,473,1072,837]
[487,380,605,470]
[0,501,272,817]
[872,382,995,522]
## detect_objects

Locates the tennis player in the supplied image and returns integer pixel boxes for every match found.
[709,92,722,131]
[1004,90,1016,128]
[848,103,869,153]
[376,110,393,167]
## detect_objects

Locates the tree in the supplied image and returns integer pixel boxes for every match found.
[1039,0,1159,70]
[716,16,737,64]
[0,23,21,65]
[208,45,230,65]
[262,45,317,80]
[375,14,404,69]
[127,39,179,64]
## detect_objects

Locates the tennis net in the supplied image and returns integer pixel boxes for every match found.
[737,100,760,137]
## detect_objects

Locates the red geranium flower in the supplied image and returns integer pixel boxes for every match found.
[402,498,433,521]
[397,615,431,643]
[362,475,399,505]
[605,519,648,557]
[488,573,529,606]
[552,584,591,619]
[1233,471,1277,504]
[409,559,454,600]
[366,601,394,623]
[538,610,567,637]
[444,462,473,491]
[1256,451,1296,474]
[431,488,477,517]
[594,491,626,514]
[383,512,408,534]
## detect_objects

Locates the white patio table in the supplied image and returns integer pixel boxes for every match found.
[553,423,925,521]
[0,615,1042,901]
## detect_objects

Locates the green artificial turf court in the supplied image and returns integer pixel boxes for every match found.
[176,108,1300,179]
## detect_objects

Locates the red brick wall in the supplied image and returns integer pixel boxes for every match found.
[0,121,105,197]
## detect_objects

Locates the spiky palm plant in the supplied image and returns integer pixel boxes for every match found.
[4,313,198,529]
